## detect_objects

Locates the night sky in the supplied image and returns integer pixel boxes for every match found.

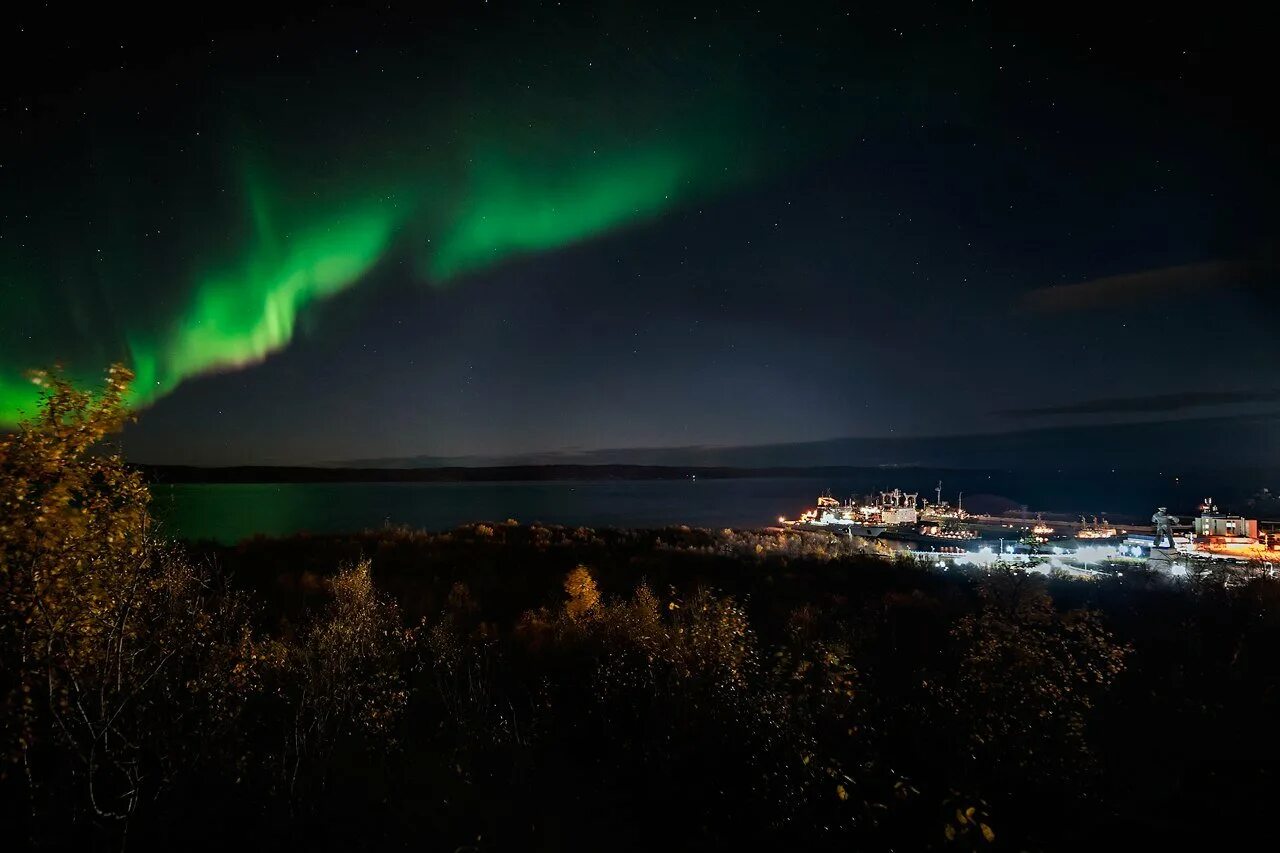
[3,2,1276,466]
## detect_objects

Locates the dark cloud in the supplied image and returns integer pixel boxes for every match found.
[998,389,1280,418]
[1022,260,1249,313]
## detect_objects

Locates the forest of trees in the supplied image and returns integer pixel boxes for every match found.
[2,368,1278,851]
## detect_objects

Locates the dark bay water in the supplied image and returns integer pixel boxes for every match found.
[147,470,1249,544]
[149,478,829,544]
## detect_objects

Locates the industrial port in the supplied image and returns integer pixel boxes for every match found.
[778,484,1280,578]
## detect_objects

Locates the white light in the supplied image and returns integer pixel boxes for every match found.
[1075,545,1119,564]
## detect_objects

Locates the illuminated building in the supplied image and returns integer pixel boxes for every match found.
[1193,498,1262,555]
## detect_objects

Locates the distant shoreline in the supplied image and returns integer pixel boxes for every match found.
[137,463,891,484]
[137,464,1280,527]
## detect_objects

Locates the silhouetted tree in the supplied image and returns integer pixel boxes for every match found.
[931,568,1129,801]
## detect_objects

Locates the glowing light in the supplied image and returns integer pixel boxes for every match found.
[129,184,402,404]
[955,550,1000,568]
[1075,545,1120,563]
[0,52,770,423]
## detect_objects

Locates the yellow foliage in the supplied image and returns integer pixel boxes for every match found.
[563,565,601,622]
[0,365,265,821]
[287,557,410,758]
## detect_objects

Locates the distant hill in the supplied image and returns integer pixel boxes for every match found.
[133,414,1280,522]
[334,413,1280,475]
[139,463,933,484]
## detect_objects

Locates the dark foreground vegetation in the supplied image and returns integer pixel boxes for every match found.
[3,369,1279,851]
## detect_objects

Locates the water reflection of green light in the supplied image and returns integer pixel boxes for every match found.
[151,484,324,543]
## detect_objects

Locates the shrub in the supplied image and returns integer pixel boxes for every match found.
[931,568,1130,794]
[280,558,410,798]
[0,366,260,839]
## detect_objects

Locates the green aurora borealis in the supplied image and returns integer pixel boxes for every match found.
[2,0,984,428]
[0,21,791,423]
[7,2,1275,468]
[0,73,757,422]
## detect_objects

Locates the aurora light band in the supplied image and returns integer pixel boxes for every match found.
[0,51,779,423]
[2,3,901,422]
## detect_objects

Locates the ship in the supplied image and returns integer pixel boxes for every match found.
[912,521,981,544]
[920,481,969,522]
[1076,515,1119,540]
[1006,515,1057,548]
[781,489,920,538]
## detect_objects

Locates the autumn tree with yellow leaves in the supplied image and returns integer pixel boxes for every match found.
[281,557,410,799]
[0,367,261,837]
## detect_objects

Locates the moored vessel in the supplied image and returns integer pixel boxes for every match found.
[780,489,920,537]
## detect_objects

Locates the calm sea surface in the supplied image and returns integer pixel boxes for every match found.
[148,471,1232,544]
[150,478,829,544]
